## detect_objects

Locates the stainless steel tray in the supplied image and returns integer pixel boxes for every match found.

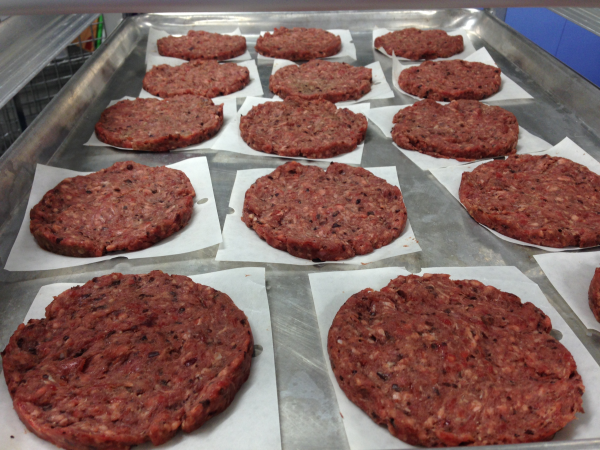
[1,9,600,450]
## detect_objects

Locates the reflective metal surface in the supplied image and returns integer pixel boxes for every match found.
[550,7,600,38]
[1,10,600,449]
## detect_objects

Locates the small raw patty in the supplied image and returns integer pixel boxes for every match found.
[375,28,464,60]
[30,161,195,257]
[157,30,246,60]
[398,60,501,101]
[588,268,600,322]
[95,96,223,152]
[242,161,406,261]
[255,27,341,60]
[392,99,518,161]
[459,154,600,248]
[239,97,367,158]
[328,273,584,447]
[1,271,253,450]
[143,60,249,98]
[270,60,372,103]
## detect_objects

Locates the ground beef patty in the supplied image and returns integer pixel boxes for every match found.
[392,99,518,161]
[459,154,600,248]
[242,161,406,261]
[255,27,341,60]
[375,28,464,60]
[239,97,367,159]
[95,96,223,152]
[143,60,249,98]
[398,60,501,101]
[588,268,600,322]
[2,271,253,450]
[30,161,195,257]
[328,273,584,447]
[157,30,246,60]
[270,60,372,103]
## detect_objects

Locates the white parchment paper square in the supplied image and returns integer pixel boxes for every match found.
[84,96,237,152]
[145,27,252,62]
[0,267,282,450]
[309,265,600,449]
[429,137,600,252]
[256,29,356,61]
[211,96,368,164]
[141,58,264,100]
[372,28,476,61]
[366,104,551,170]
[216,165,421,265]
[270,60,394,106]
[4,157,222,271]
[535,251,600,332]
[392,47,533,103]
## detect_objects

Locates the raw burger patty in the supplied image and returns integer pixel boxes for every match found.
[2,271,253,450]
[157,30,246,60]
[239,97,367,158]
[270,60,372,103]
[143,60,249,98]
[255,27,341,60]
[459,154,600,248]
[328,273,584,447]
[375,28,464,60]
[588,268,600,322]
[242,161,407,261]
[392,99,518,161]
[398,60,501,101]
[30,161,195,257]
[95,96,223,152]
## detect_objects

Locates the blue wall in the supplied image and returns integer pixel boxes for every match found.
[505,8,600,87]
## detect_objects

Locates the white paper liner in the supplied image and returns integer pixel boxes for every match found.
[309,265,600,449]
[429,137,600,252]
[256,29,357,61]
[145,27,252,62]
[534,251,600,332]
[366,104,552,170]
[4,157,222,271]
[392,47,534,103]
[84,96,237,152]
[211,96,369,164]
[372,28,476,61]
[0,267,282,450]
[140,58,264,100]
[215,165,421,265]
[270,60,394,106]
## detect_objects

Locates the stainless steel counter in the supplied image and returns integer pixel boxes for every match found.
[1,9,600,450]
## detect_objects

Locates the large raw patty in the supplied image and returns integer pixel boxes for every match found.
[375,28,464,60]
[242,161,407,261]
[459,154,600,248]
[255,27,341,60]
[328,273,584,447]
[1,271,253,450]
[30,161,195,257]
[157,30,246,60]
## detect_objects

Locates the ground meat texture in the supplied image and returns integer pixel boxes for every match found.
[95,96,223,152]
[1,271,253,450]
[239,97,367,159]
[588,268,600,322]
[157,30,246,61]
[398,60,501,101]
[270,60,372,103]
[459,154,600,248]
[242,161,406,261]
[392,99,518,161]
[29,161,195,257]
[143,60,249,98]
[255,27,341,60]
[328,273,584,447]
[375,28,464,60]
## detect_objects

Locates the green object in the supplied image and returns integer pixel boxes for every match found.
[95,14,104,50]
